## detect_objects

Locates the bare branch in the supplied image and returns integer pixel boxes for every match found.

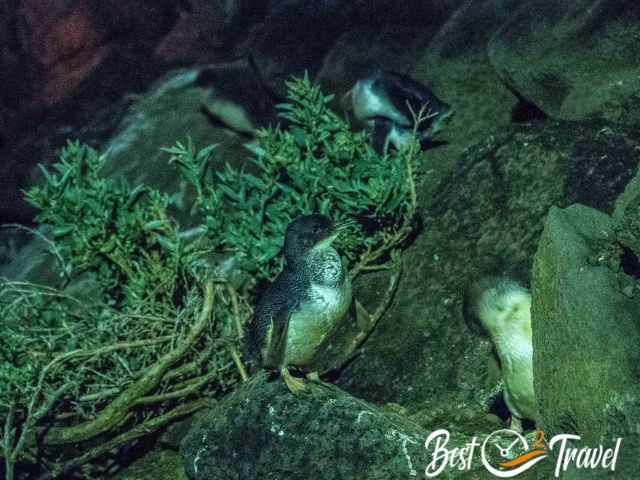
[43,281,216,446]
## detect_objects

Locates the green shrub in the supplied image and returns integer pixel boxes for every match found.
[0,75,423,479]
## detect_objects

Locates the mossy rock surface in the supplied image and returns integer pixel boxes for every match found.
[532,204,640,476]
[614,166,640,260]
[113,449,188,480]
[487,0,640,122]
[181,373,426,480]
[180,372,564,479]
[337,118,639,418]
[180,372,527,480]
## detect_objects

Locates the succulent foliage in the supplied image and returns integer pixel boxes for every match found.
[0,75,422,478]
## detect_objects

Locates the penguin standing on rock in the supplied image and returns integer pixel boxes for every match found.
[247,214,353,393]
[464,277,539,432]
[342,69,453,154]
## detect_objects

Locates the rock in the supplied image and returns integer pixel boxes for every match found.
[249,1,360,97]
[488,0,640,121]
[317,23,437,101]
[154,11,209,64]
[0,46,187,225]
[613,165,640,261]
[413,1,519,158]
[532,204,640,475]
[100,68,248,226]
[24,0,110,105]
[0,226,63,284]
[0,68,250,280]
[337,117,638,416]
[160,411,206,451]
[10,0,178,107]
[615,193,640,262]
[180,373,426,479]
[250,0,459,97]
[186,0,267,53]
[179,373,556,479]
[180,372,495,480]
[113,449,188,480]
[0,92,132,225]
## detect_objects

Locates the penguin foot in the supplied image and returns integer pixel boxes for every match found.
[509,416,523,433]
[305,371,333,391]
[281,367,307,394]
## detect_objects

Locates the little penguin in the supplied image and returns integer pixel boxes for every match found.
[464,276,539,432]
[247,214,352,393]
[197,58,280,136]
[342,69,453,154]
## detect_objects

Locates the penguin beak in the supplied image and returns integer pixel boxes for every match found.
[427,108,454,136]
[326,232,341,244]
[314,219,355,250]
[313,231,339,250]
[335,218,357,233]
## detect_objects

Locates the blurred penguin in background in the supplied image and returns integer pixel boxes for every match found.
[197,58,281,137]
[342,69,453,154]
[464,276,539,432]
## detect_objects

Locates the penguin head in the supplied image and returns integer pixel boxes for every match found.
[423,105,453,138]
[463,276,531,337]
[342,69,454,149]
[284,214,339,264]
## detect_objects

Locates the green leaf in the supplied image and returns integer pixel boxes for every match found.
[53,225,74,238]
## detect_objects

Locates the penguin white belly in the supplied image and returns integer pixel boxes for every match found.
[352,81,410,127]
[284,279,352,368]
[204,97,255,134]
[496,333,538,421]
[386,124,414,150]
[473,278,538,423]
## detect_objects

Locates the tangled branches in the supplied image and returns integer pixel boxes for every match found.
[0,75,425,478]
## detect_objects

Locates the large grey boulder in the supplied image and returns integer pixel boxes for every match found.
[180,372,433,480]
[0,68,249,283]
[614,166,640,261]
[488,0,640,121]
[180,371,531,480]
[532,204,640,476]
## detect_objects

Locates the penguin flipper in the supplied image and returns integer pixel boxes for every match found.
[261,298,299,369]
[371,118,392,155]
[269,305,309,394]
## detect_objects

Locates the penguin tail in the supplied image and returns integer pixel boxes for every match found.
[240,322,261,375]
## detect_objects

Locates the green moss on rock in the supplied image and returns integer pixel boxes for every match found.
[338,118,638,417]
[532,204,640,475]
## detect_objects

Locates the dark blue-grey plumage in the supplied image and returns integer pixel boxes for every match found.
[247,266,304,365]
[247,214,352,391]
[344,69,453,153]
